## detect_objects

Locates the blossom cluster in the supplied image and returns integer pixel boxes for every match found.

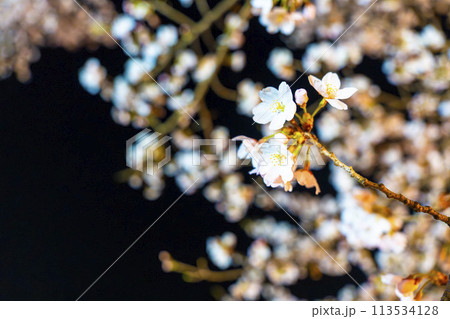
[6,0,447,301]
[251,0,317,35]
[77,0,448,301]
[0,0,116,82]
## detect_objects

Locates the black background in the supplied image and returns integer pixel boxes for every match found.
[0,0,376,300]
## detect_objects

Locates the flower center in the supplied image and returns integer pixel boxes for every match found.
[276,13,285,24]
[326,84,338,98]
[269,153,287,166]
[270,101,285,113]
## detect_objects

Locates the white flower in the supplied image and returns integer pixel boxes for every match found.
[250,0,273,15]
[248,239,271,268]
[193,54,216,82]
[267,48,295,80]
[266,260,300,285]
[237,79,262,116]
[259,7,296,35]
[167,89,194,111]
[172,49,197,76]
[438,100,450,118]
[142,42,163,67]
[206,232,237,269]
[124,58,152,84]
[234,136,258,160]
[178,0,193,8]
[308,72,357,110]
[156,25,178,48]
[111,15,136,40]
[420,25,445,50]
[231,50,246,72]
[112,76,132,109]
[252,82,297,130]
[123,1,151,20]
[79,58,106,95]
[257,134,295,189]
[234,134,295,190]
[230,279,262,300]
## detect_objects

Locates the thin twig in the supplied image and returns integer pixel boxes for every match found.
[150,0,240,77]
[211,76,238,101]
[304,133,450,227]
[151,0,195,26]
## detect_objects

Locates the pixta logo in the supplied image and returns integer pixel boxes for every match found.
[126,129,171,175]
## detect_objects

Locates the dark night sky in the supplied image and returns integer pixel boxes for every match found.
[0,1,374,300]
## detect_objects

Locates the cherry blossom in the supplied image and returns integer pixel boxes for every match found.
[252,82,297,130]
[308,72,358,110]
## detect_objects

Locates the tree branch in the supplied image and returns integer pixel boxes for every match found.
[304,133,450,227]
[149,0,240,77]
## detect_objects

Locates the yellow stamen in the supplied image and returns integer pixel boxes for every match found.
[326,84,337,98]
[270,101,285,113]
[270,153,287,166]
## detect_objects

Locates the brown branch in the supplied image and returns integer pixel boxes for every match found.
[149,0,240,77]
[159,252,242,283]
[304,133,450,227]
[151,0,195,26]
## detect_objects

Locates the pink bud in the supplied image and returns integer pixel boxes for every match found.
[295,88,308,106]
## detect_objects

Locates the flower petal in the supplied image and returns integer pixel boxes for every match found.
[295,88,308,105]
[280,21,295,35]
[322,72,341,89]
[283,100,297,121]
[326,98,348,110]
[308,75,326,97]
[280,168,294,183]
[269,113,286,130]
[278,81,291,97]
[252,102,273,123]
[336,87,358,99]
[259,86,278,102]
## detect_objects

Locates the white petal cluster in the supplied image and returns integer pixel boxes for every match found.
[252,82,297,130]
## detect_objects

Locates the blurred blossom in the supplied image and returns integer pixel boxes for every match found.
[79,58,106,95]
[193,54,217,82]
[0,0,115,82]
[267,48,295,80]
[123,0,151,20]
[438,101,450,118]
[111,14,136,40]
[237,79,262,116]
[230,51,246,72]
[156,25,178,48]
[64,0,450,301]
[167,89,194,111]
[178,0,193,8]
[206,232,237,269]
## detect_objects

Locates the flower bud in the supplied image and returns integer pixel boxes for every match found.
[295,88,309,106]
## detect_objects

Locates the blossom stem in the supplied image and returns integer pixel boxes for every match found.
[293,143,303,157]
[304,133,450,227]
[260,133,277,142]
[312,99,327,117]
[294,113,303,121]
[159,252,242,282]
